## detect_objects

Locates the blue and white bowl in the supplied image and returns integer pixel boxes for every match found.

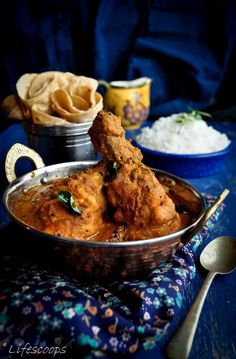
[132,141,232,178]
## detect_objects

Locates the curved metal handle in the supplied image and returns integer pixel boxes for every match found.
[5,143,45,183]
[98,79,110,89]
[181,189,229,244]
[166,271,216,359]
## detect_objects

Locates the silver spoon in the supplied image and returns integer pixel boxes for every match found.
[166,235,236,359]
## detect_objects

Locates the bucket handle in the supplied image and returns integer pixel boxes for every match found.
[5,143,45,183]
[98,79,110,89]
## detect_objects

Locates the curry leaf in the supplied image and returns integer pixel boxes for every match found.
[106,162,120,181]
[56,190,82,215]
[69,195,83,215]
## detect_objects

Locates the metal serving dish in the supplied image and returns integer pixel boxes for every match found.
[3,144,209,279]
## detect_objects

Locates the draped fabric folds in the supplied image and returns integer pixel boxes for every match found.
[1,0,236,117]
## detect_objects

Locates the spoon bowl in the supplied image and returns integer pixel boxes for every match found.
[200,236,236,274]
[167,236,236,359]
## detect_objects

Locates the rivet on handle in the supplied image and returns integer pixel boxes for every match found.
[5,143,45,183]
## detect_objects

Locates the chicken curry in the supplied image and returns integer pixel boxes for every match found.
[9,111,201,242]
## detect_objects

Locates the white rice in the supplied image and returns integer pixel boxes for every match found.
[136,113,231,154]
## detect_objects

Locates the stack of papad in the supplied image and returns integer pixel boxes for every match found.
[1,72,103,125]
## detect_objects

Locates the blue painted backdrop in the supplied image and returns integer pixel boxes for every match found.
[1,0,236,118]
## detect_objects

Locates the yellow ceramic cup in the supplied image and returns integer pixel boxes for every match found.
[99,77,152,130]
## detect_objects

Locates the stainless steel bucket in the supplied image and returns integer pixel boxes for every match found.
[23,121,96,165]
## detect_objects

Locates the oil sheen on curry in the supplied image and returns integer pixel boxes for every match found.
[9,111,201,242]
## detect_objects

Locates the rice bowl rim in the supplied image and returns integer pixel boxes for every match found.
[133,140,232,159]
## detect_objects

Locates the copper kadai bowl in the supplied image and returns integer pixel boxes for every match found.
[3,144,225,279]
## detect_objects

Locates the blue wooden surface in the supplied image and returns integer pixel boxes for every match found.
[0,120,236,359]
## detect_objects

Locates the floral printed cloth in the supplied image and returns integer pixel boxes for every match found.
[0,195,223,358]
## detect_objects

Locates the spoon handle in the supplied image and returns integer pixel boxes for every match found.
[182,189,229,244]
[166,271,216,359]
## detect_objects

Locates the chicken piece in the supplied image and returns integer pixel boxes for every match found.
[89,111,180,240]
[36,163,108,239]
[89,111,143,164]
[106,161,180,240]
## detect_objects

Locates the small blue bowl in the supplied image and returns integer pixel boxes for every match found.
[132,141,232,178]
